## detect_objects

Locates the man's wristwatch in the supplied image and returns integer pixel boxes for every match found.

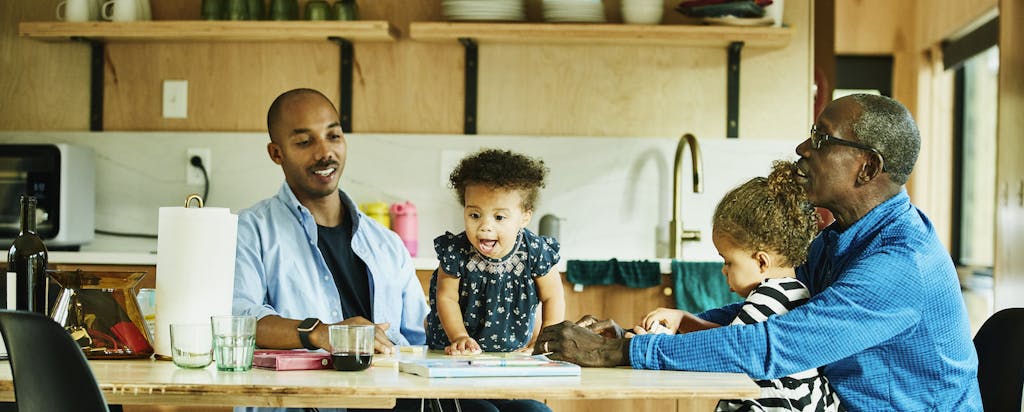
[297,318,321,350]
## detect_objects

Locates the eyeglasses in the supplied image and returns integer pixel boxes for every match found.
[809,125,886,171]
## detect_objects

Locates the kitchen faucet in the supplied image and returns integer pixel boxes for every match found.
[669,133,703,259]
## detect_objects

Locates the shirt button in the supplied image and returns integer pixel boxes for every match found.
[323,275,330,281]
[332,311,338,317]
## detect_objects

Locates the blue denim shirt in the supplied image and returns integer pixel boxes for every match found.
[632,190,982,411]
[233,182,428,347]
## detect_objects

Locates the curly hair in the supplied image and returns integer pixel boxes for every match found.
[712,160,819,267]
[449,149,548,211]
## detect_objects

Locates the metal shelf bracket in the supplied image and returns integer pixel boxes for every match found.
[459,37,478,135]
[726,41,744,138]
[72,37,104,132]
[328,36,354,133]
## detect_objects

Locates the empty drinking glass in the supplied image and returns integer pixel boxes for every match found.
[211,315,256,372]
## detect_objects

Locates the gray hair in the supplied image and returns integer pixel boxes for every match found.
[848,94,920,185]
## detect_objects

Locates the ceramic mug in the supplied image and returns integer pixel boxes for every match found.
[57,0,93,22]
[101,0,139,21]
[137,0,151,20]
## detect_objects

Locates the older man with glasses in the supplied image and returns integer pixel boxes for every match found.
[535,94,982,411]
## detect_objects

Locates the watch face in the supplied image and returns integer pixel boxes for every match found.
[298,318,320,332]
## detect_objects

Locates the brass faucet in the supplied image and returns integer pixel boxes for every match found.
[669,133,703,259]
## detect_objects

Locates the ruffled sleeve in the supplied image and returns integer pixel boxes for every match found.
[523,229,560,277]
[433,231,468,277]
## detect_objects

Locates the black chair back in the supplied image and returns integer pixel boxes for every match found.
[0,310,109,412]
[974,307,1024,411]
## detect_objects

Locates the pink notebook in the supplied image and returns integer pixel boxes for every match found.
[253,349,333,371]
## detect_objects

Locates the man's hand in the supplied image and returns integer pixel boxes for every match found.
[533,320,630,367]
[341,316,393,355]
[575,315,626,339]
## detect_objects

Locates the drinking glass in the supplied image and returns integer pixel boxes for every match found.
[225,0,250,20]
[329,325,374,371]
[211,315,256,372]
[304,0,329,21]
[170,323,213,368]
[268,0,297,20]
[201,0,224,20]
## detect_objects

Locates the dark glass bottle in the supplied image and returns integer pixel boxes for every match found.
[4,195,49,314]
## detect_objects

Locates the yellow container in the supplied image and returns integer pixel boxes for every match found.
[360,201,390,228]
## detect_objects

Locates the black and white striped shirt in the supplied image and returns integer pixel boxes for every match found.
[717,278,844,412]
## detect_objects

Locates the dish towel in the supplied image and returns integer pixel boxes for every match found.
[566,259,662,289]
[672,261,743,313]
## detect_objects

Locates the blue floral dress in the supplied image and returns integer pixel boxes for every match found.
[426,229,560,352]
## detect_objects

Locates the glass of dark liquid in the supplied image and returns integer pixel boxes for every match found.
[329,324,374,371]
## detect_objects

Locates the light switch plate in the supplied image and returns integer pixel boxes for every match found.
[163,80,188,119]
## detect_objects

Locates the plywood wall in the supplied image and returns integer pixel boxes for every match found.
[0,0,91,130]
[3,0,814,139]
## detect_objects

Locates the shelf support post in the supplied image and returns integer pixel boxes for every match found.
[459,37,478,135]
[726,41,744,138]
[328,36,354,133]
[72,37,104,131]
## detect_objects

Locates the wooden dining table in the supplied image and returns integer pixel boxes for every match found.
[0,354,758,410]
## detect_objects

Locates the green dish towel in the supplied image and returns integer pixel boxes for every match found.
[672,261,743,313]
[566,259,662,288]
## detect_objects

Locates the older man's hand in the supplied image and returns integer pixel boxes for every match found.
[533,320,630,367]
[575,315,628,339]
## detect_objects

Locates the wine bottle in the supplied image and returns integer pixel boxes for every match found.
[4,195,49,314]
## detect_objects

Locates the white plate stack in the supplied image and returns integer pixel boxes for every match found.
[442,0,526,22]
[542,0,606,23]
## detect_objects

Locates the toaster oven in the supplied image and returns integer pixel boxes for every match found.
[0,144,95,249]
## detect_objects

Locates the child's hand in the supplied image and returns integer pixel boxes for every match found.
[445,336,482,355]
[640,307,685,334]
[515,346,533,353]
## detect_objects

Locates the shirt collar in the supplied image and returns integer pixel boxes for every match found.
[821,189,911,256]
[274,182,362,232]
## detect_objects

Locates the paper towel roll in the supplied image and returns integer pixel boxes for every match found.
[154,206,238,358]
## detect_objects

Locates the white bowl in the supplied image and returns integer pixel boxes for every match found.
[622,5,662,24]
[621,0,663,6]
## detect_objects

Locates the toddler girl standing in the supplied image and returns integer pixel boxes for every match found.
[427,149,565,355]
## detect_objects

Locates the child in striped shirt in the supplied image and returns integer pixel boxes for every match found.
[637,160,844,412]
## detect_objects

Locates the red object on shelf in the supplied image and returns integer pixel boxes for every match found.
[253,349,333,371]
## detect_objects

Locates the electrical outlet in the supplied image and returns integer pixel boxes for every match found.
[186,148,211,186]
[162,80,188,119]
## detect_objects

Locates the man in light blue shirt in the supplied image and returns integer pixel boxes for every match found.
[233,89,428,412]
[536,94,982,411]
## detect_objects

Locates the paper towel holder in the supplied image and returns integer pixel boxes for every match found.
[184,193,204,208]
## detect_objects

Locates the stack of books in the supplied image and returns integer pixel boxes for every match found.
[398,355,581,378]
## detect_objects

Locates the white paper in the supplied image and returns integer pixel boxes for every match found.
[154,206,238,358]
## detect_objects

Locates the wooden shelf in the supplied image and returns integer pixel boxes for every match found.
[19,20,399,42]
[409,22,792,48]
